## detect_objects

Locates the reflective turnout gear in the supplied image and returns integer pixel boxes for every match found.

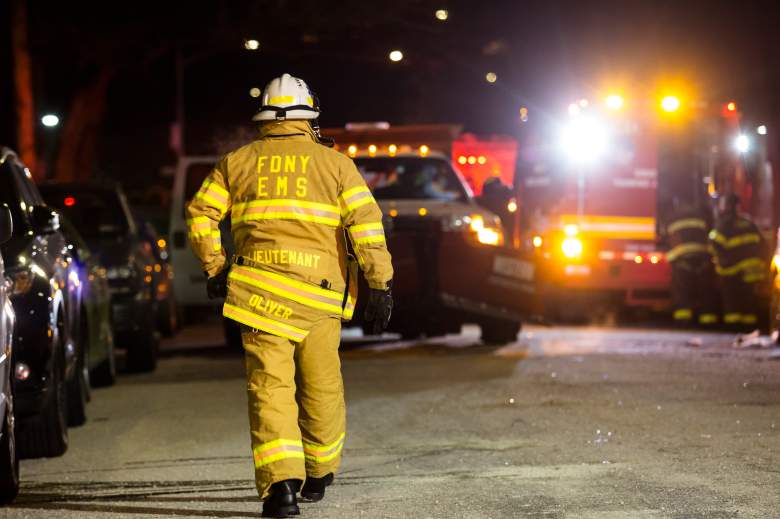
[186,119,392,501]
[710,214,767,330]
[244,318,345,498]
[254,73,320,122]
[186,120,392,340]
[665,205,717,325]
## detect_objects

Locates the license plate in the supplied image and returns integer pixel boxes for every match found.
[493,255,535,281]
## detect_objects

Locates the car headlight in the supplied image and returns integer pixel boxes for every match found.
[106,265,134,280]
[468,214,503,246]
[561,237,583,259]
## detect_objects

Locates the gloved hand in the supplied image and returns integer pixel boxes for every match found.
[364,284,393,335]
[206,268,229,299]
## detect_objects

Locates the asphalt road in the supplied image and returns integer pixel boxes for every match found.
[6,322,780,518]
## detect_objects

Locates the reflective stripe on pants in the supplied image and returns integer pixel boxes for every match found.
[244,317,346,499]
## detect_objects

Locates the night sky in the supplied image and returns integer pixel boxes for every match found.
[3,0,780,189]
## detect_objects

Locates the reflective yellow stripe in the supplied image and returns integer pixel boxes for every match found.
[268,95,296,105]
[253,438,304,468]
[195,191,228,212]
[223,303,307,341]
[342,292,355,320]
[186,216,211,225]
[698,313,718,324]
[232,199,340,227]
[667,243,709,262]
[710,231,761,248]
[349,222,386,245]
[668,218,707,234]
[724,312,742,324]
[230,266,343,314]
[341,186,374,213]
[715,257,766,276]
[673,308,693,320]
[303,433,345,463]
[741,314,757,325]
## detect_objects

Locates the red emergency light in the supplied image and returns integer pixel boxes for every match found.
[64,196,76,207]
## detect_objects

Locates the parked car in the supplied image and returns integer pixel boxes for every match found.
[40,182,159,372]
[0,204,19,503]
[135,217,179,337]
[0,148,84,458]
[58,217,116,386]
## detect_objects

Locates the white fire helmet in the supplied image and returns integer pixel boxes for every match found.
[252,73,320,122]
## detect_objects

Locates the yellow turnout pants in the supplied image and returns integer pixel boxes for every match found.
[243,317,346,499]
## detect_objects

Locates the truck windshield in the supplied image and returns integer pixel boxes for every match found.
[355,157,468,202]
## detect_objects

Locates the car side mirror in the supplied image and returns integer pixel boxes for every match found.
[0,204,12,244]
[30,206,60,234]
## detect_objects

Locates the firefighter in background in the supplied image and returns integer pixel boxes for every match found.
[710,193,767,331]
[665,198,718,327]
[476,176,516,238]
[186,74,393,517]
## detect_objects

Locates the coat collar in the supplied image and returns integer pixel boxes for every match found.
[258,120,317,142]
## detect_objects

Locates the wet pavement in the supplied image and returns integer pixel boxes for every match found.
[7,322,780,518]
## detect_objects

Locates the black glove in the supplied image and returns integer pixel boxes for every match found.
[364,284,393,335]
[206,268,229,299]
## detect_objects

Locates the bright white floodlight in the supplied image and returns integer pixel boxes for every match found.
[734,134,750,154]
[561,117,609,164]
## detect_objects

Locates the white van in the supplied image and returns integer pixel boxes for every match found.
[168,156,224,309]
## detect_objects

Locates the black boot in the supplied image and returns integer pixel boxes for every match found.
[300,473,334,502]
[262,480,301,517]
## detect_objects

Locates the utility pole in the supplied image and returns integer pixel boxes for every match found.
[11,0,37,173]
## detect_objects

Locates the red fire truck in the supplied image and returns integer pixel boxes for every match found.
[517,94,769,320]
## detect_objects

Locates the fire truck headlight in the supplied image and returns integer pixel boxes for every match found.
[734,134,750,154]
[468,215,485,233]
[560,117,608,164]
[561,237,583,258]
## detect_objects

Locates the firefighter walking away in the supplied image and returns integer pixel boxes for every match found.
[665,198,718,327]
[710,193,767,332]
[186,73,393,517]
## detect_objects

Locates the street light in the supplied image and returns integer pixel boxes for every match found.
[244,39,260,50]
[485,72,497,83]
[757,125,768,136]
[435,9,449,20]
[41,114,60,128]
[389,50,404,62]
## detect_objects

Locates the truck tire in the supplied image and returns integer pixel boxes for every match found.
[480,319,521,345]
[127,328,159,373]
[18,346,68,459]
[0,401,19,504]
[223,318,244,350]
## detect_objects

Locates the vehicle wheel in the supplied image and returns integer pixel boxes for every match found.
[0,401,19,505]
[480,319,521,345]
[18,347,68,459]
[158,294,179,338]
[126,329,159,373]
[90,333,116,387]
[223,318,244,350]
[66,346,88,427]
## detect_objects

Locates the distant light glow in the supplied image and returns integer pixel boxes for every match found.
[477,155,487,165]
[661,95,681,113]
[388,144,398,156]
[457,155,467,165]
[605,95,624,110]
[418,207,428,216]
[368,144,377,157]
[634,255,643,264]
[519,106,529,122]
[726,101,737,112]
[650,255,660,264]
[418,144,430,156]
[249,87,261,98]
[389,50,404,62]
[157,239,167,249]
[435,9,449,20]
[757,125,768,136]
[562,237,583,259]
[348,144,358,157]
[578,98,589,108]
[532,235,543,248]
[63,196,76,207]
[564,224,579,237]
[41,114,60,127]
[507,199,518,213]
[244,39,260,50]
[485,72,497,83]
[467,156,477,165]
[735,134,750,153]
[568,103,581,117]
